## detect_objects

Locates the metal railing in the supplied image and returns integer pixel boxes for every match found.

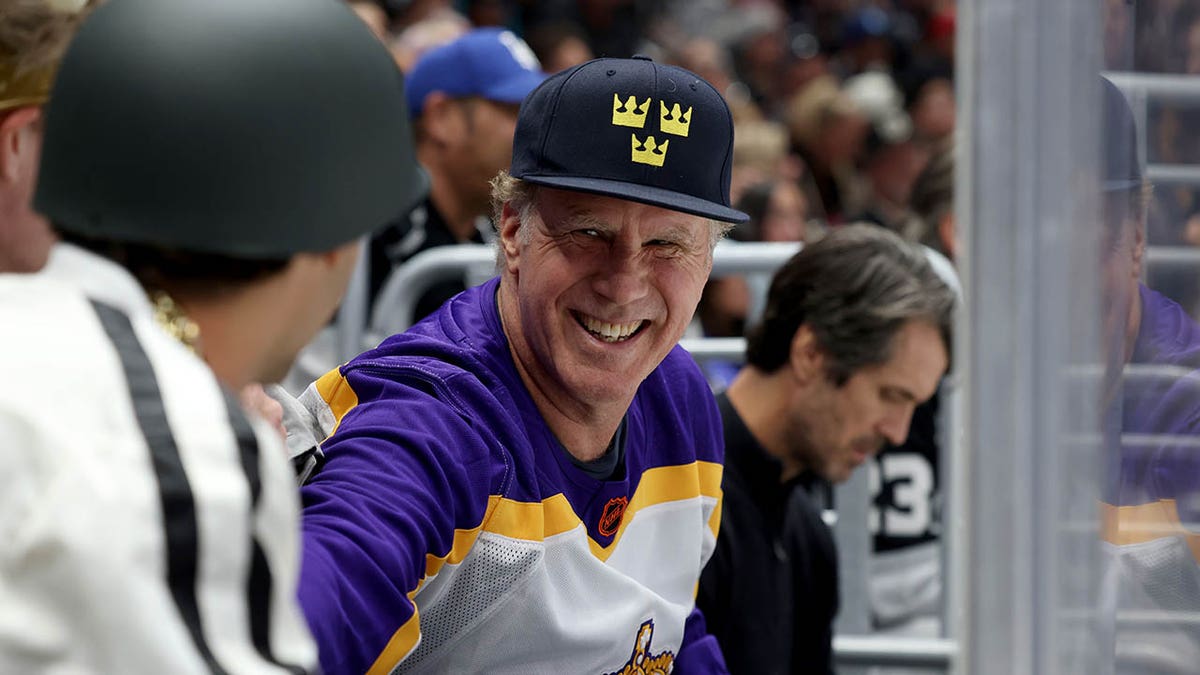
[1104,72,1200,104]
[834,636,957,668]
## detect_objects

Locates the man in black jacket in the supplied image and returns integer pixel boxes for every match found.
[698,224,955,673]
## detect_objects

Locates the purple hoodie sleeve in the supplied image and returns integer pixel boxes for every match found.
[296,369,501,675]
[674,605,731,674]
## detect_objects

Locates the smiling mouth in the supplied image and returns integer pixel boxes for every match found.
[574,312,647,343]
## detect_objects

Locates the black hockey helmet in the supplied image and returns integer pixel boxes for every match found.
[34,0,427,258]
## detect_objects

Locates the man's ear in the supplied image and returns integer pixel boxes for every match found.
[788,324,823,385]
[0,107,40,183]
[498,201,525,276]
[938,212,956,262]
[417,92,463,145]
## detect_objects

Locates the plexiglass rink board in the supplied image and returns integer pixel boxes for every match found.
[958,0,1200,673]
[956,0,1104,671]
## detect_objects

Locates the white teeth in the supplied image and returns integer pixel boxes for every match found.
[580,315,642,342]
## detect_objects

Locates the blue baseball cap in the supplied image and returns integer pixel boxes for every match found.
[511,56,749,224]
[405,27,546,117]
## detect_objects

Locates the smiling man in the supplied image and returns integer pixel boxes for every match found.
[295,56,747,674]
[696,224,955,674]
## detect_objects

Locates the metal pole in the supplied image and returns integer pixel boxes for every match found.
[960,0,1105,671]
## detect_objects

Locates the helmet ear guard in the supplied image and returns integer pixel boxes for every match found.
[35,0,428,259]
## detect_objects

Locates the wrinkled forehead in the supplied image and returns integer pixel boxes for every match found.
[536,187,713,238]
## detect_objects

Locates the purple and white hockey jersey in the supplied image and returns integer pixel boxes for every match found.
[296,278,727,675]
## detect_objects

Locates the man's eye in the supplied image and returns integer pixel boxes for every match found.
[576,228,601,238]
[648,239,683,249]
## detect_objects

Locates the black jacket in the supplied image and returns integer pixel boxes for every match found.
[368,198,488,324]
[698,393,839,675]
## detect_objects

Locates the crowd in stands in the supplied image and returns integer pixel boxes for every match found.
[345,0,958,342]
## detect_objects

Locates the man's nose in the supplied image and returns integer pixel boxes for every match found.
[879,408,914,447]
[592,243,650,305]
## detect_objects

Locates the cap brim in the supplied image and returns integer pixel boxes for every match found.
[482,69,547,105]
[519,174,749,224]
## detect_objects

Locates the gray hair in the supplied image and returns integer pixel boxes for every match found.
[745,223,956,385]
[488,170,732,269]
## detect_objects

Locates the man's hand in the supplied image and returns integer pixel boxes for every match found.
[239,382,287,445]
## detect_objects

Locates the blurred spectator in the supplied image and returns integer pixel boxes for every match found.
[735,179,814,245]
[779,22,833,102]
[525,19,594,73]
[0,0,89,273]
[844,70,930,231]
[792,0,861,61]
[904,139,957,261]
[835,6,898,76]
[465,0,514,27]
[671,36,738,101]
[519,0,651,62]
[389,6,469,71]
[785,75,870,224]
[730,119,794,203]
[389,0,456,29]
[855,131,930,230]
[729,3,791,110]
[894,1,954,147]
[697,274,751,340]
[922,3,955,68]
[368,27,544,323]
[902,65,956,144]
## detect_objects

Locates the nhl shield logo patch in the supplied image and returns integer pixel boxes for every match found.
[599,496,629,537]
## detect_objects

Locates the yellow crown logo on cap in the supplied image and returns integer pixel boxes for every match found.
[612,94,650,128]
[631,134,668,167]
[659,101,692,137]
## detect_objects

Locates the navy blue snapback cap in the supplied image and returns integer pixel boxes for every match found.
[1101,75,1142,193]
[510,56,749,224]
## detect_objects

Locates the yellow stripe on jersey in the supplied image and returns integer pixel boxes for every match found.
[583,461,722,561]
[366,607,422,675]
[479,460,723,561]
[417,461,723,589]
[422,512,489,580]
[370,461,722,672]
[314,368,359,438]
[1100,498,1200,563]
